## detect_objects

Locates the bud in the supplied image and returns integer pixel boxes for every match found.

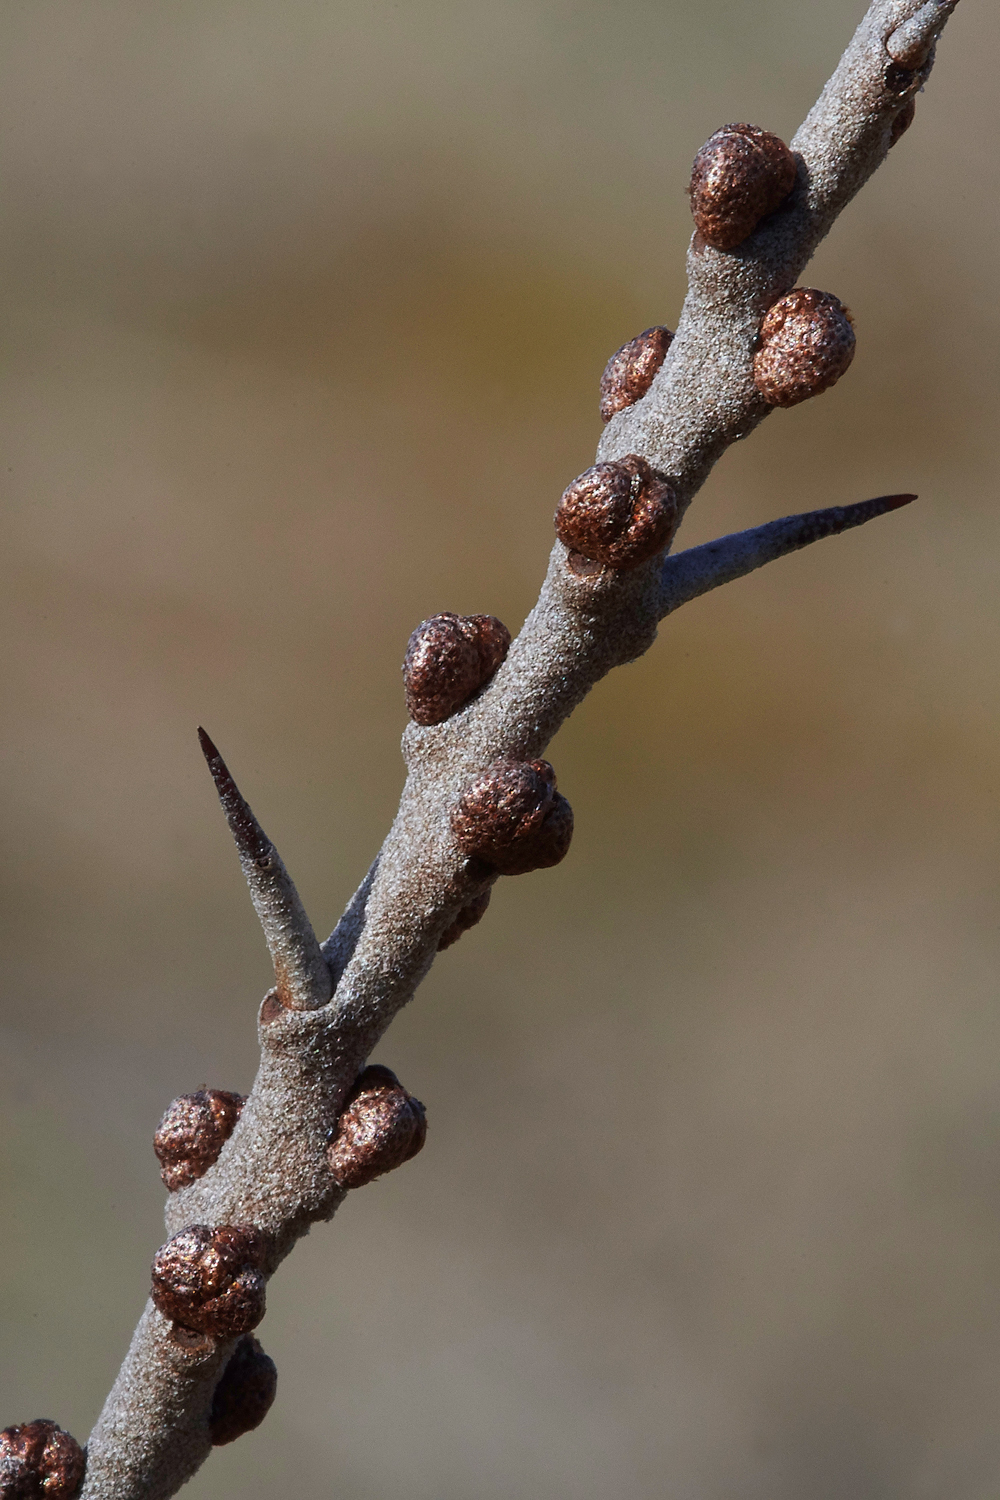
[753,288,856,408]
[599,326,673,423]
[151,1225,266,1339]
[328,1066,427,1190]
[403,613,511,726]
[0,1420,85,1500]
[890,97,916,146]
[209,1335,278,1446]
[154,1090,246,1192]
[555,456,678,572]
[438,888,492,951]
[689,123,797,250]
[451,759,573,876]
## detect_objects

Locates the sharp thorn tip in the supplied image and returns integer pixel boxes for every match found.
[197,726,221,764]
[198,728,241,809]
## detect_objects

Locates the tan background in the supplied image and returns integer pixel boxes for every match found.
[1,2,998,1496]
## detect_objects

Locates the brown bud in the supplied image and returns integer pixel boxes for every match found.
[890,97,916,146]
[555,456,678,571]
[151,1225,266,1339]
[328,1065,427,1190]
[438,888,491,951]
[209,1335,278,1446]
[0,1421,85,1500]
[689,123,797,250]
[154,1090,246,1192]
[599,327,673,423]
[753,288,856,408]
[403,612,511,726]
[451,759,573,876]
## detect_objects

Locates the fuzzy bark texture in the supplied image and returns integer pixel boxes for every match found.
[71,2,959,1495]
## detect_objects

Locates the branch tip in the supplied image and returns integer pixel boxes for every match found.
[887,2,960,69]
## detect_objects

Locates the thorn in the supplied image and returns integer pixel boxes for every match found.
[660,493,917,617]
[871,492,916,512]
[198,728,273,868]
[198,729,332,1011]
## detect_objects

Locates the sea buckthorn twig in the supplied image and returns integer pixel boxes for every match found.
[36,5,959,1496]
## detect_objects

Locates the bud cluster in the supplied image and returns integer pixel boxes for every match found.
[688,123,797,250]
[154,1089,246,1192]
[452,759,573,876]
[150,1224,266,1339]
[599,326,673,423]
[403,612,511,726]
[328,1066,428,1190]
[555,456,678,573]
[209,1335,278,1447]
[0,1420,85,1500]
[754,288,856,407]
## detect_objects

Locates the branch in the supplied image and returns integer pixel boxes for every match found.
[65,4,959,1497]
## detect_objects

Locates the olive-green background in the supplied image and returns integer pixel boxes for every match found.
[1,3,998,1496]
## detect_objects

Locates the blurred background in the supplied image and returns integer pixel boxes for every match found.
[0,2,997,1496]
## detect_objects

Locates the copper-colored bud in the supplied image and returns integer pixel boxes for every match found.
[451,759,573,876]
[0,1420,85,1500]
[599,326,673,423]
[689,123,797,250]
[154,1090,246,1192]
[753,288,856,408]
[890,97,916,146]
[151,1225,266,1339]
[209,1335,278,1446]
[328,1065,427,1190]
[403,612,511,726]
[438,888,492,951]
[555,456,678,571]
